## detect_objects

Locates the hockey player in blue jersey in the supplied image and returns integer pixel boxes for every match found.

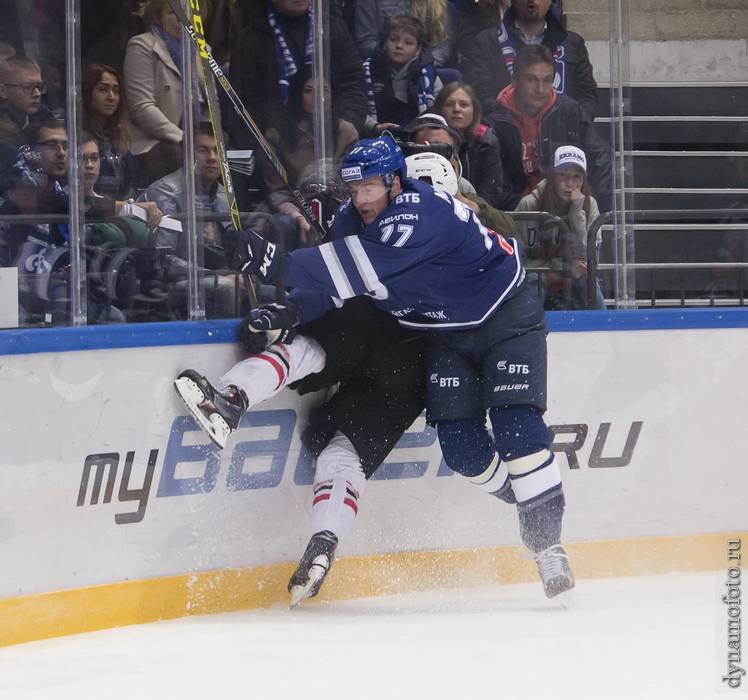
[175,135,574,603]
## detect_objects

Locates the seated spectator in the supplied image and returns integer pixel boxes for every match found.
[455,0,507,62]
[137,122,246,319]
[229,0,367,145]
[356,0,452,68]
[0,56,50,171]
[461,0,598,122]
[514,144,604,310]
[363,14,442,138]
[79,130,161,224]
[0,117,137,325]
[81,133,106,198]
[80,132,169,316]
[82,63,136,200]
[405,112,515,235]
[261,65,358,247]
[432,81,510,210]
[124,0,205,189]
[488,45,612,210]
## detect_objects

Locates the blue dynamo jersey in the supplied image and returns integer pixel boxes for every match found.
[284,178,525,330]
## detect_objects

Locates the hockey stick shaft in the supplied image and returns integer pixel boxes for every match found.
[165,0,327,243]
[183,0,258,308]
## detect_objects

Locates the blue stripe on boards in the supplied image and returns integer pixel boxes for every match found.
[1,308,747,356]
[0,320,240,356]
[546,308,748,332]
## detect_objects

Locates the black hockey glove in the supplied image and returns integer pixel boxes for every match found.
[237,303,298,354]
[222,228,282,283]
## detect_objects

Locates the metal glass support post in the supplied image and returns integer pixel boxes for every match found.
[65,0,86,326]
[312,0,333,207]
[608,0,636,308]
[180,6,205,321]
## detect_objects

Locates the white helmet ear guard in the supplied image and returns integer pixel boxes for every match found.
[405,152,459,196]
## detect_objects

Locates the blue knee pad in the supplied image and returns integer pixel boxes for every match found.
[436,418,496,478]
[488,405,550,462]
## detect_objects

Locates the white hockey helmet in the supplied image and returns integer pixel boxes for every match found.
[405,152,459,196]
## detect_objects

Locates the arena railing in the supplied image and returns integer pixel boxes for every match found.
[586,209,748,309]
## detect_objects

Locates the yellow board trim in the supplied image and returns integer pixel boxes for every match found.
[2,532,742,647]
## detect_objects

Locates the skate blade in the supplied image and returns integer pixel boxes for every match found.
[173,376,230,450]
[288,564,326,610]
[552,586,576,610]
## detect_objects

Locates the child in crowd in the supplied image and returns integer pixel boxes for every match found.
[514,145,605,310]
[363,14,441,137]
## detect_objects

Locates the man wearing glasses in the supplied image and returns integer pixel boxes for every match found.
[0,55,49,172]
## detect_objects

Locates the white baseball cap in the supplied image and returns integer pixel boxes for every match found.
[553,145,587,172]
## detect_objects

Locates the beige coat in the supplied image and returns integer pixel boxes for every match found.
[123,28,184,156]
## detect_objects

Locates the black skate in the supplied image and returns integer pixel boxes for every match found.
[173,369,247,449]
[288,530,338,609]
[531,544,575,598]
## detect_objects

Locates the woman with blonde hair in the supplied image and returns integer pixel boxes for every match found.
[432,80,513,209]
[356,0,452,68]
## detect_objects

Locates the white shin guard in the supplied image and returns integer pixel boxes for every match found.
[505,450,561,503]
[467,453,510,493]
[310,432,367,542]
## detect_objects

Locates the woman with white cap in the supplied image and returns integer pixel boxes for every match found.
[514,144,605,310]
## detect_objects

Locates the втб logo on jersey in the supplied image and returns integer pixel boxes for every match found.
[497,360,530,374]
[430,373,460,387]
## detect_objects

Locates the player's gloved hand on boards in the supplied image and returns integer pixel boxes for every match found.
[222,228,281,282]
[238,303,298,354]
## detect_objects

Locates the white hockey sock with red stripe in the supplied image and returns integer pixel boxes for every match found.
[219,335,326,407]
[310,432,367,542]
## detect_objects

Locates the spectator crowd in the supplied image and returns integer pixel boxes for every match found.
[0,0,610,326]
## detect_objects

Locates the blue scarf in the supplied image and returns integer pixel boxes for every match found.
[363,58,437,122]
[497,15,567,94]
[155,26,202,125]
[418,65,437,114]
[268,6,314,104]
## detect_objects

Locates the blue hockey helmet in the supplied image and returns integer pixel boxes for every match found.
[340,135,407,188]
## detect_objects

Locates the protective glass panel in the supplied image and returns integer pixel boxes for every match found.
[0,0,746,328]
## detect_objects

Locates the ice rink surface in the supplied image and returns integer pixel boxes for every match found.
[0,571,737,699]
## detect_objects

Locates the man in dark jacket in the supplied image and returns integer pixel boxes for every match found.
[460,0,598,123]
[486,45,612,211]
[0,55,51,173]
[229,0,368,147]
